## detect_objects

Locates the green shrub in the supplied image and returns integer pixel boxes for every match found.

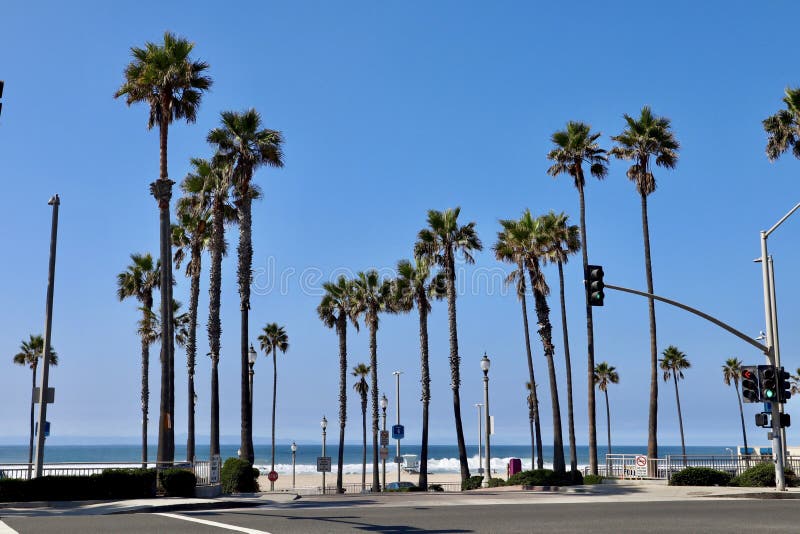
[407,485,424,492]
[428,484,444,492]
[159,468,196,497]
[568,470,583,485]
[487,477,505,488]
[0,469,156,502]
[669,467,732,487]
[506,469,575,487]
[730,462,799,488]
[461,475,484,491]
[220,458,259,494]
[102,469,157,499]
[583,474,604,485]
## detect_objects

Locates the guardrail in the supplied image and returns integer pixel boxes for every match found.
[582,454,800,480]
[0,461,191,481]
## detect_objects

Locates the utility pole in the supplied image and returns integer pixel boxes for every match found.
[33,195,59,478]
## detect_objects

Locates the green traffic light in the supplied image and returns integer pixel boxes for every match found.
[766,390,775,399]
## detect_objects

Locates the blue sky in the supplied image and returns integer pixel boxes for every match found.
[2,1,800,451]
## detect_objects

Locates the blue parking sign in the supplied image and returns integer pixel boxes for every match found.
[392,424,404,440]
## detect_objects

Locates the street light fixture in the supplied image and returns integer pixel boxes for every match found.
[480,353,491,486]
[321,416,328,495]
[291,441,297,489]
[380,394,388,490]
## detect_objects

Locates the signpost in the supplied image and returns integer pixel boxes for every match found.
[380,430,389,446]
[635,455,648,478]
[316,456,331,472]
[268,470,279,483]
[394,456,404,465]
[379,447,389,460]
[391,425,404,440]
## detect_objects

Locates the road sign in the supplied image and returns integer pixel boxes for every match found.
[268,470,279,482]
[380,430,389,446]
[32,387,55,404]
[634,455,647,477]
[394,456,404,464]
[316,456,331,472]
[379,447,389,460]
[34,421,51,437]
[392,424,405,440]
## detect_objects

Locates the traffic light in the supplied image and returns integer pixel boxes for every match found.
[780,413,791,428]
[759,365,777,402]
[587,265,604,307]
[755,412,770,428]
[778,366,791,403]
[741,366,759,403]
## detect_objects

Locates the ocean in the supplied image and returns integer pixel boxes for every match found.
[0,444,733,474]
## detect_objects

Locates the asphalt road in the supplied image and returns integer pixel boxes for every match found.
[4,498,800,533]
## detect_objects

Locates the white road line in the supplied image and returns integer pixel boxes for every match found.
[156,512,272,534]
[0,520,19,534]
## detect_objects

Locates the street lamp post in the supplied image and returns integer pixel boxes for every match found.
[291,441,297,489]
[248,344,258,475]
[393,371,402,484]
[321,416,327,495]
[475,404,483,476]
[480,353,491,486]
[380,394,388,491]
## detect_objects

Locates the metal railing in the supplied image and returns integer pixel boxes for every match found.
[582,454,800,481]
[0,461,191,481]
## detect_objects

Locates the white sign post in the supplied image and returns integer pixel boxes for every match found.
[634,455,648,478]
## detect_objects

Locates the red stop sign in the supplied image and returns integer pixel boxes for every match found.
[268,470,279,482]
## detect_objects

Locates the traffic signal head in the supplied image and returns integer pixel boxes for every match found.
[778,367,791,403]
[741,366,759,403]
[587,264,604,307]
[759,365,777,402]
[780,413,791,428]
[755,412,770,428]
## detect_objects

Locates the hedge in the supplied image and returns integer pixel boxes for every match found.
[506,469,580,487]
[669,467,732,486]
[461,475,484,491]
[730,462,799,487]
[0,469,156,502]
[159,468,196,497]
[220,458,260,494]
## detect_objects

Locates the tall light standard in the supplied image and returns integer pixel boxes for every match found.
[380,394,388,490]
[321,416,327,495]
[248,344,258,472]
[291,441,297,489]
[474,403,484,476]
[480,353,491,486]
[393,371,403,483]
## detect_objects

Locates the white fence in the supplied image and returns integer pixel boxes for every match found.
[584,454,800,480]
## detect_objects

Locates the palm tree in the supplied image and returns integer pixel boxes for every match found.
[415,207,483,482]
[722,358,749,458]
[610,106,679,470]
[172,171,212,463]
[593,362,619,461]
[195,157,237,457]
[207,109,284,466]
[116,32,212,463]
[352,363,371,493]
[394,258,446,489]
[539,211,581,475]
[494,220,544,470]
[763,87,800,162]
[547,121,608,475]
[660,345,691,459]
[13,335,57,471]
[117,253,160,466]
[790,368,800,397]
[352,270,394,492]
[519,210,565,473]
[317,275,360,493]
[139,300,191,349]
[258,323,289,491]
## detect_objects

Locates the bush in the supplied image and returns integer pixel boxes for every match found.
[669,467,732,487]
[221,458,259,494]
[159,468,196,497]
[583,474,604,485]
[0,469,156,502]
[102,469,157,499]
[487,477,506,488]
[461,475,484,491]
[730,462,799,488]
[568,470,583,485]
[428,484,444,492]
[407,485,425,492]
[506,469,576,487]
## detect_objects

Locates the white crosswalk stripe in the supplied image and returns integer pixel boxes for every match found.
[0,520,19,534]
[156,512,272,533]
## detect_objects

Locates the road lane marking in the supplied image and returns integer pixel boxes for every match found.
[0,520,19,534]
[156,512,272,533]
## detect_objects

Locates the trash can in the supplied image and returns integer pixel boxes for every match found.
[507,458,522,477]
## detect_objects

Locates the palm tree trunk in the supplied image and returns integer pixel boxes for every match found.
[336,315,348,494]
[141,297,153,468]
[557,261,577,474]
[28,362,37,472]
[207,201,224,457]
[604,389,611,456]
[187,260,200,464]
[271,346,278,490]
[518,261,543,470]
[641,193,659,470]
[673,372,686,462]
[531,283,565,472]
[418,300,430,490]
[362,395,367,492]
[446,255,470,481]
[238,195,254,466]
[369,320,380,493]
[577,182,598,475]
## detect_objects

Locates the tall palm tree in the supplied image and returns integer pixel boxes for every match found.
[352,363,370,493]
[519,210,565,473]
[593,362,619,459]
[547,121,608,475]
[394,258,446,489]
[116,32,212,463]
[415,207,483,482]
[117,253,160,466]
[172,170,212,463]
[13,335,57,470]
[207,109,284,466]
[660,345,691,459]
[139,300,191,349]
[610,106,679,469]
[763,87,800,162]
[258,323,289,491]
[352,270,394,492]
[722,358,749,457]
[317,275,360,493]
[494,220,544,470]
[195,157,237,457]
[539,211,581,474]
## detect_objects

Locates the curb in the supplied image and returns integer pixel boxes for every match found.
[109,500,269,515]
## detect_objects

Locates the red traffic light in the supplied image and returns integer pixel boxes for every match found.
[742,369,754,380]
